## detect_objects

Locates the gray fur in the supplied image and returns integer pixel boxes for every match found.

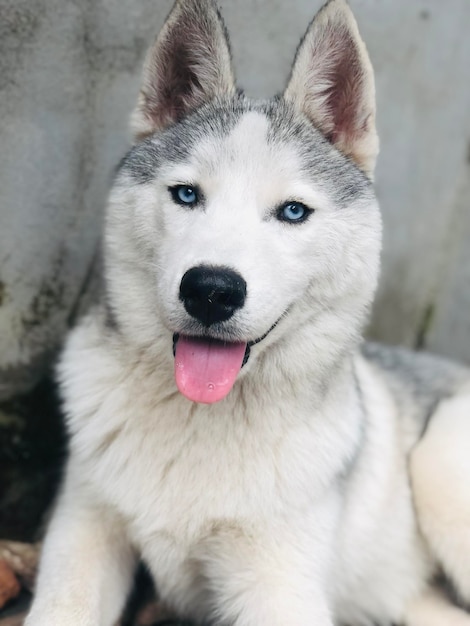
[362,342,470,435]
[119,94,372,208]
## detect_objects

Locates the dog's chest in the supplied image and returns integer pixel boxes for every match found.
[75,391,300,542]
[65,334,360,574]
[71,375,352,560]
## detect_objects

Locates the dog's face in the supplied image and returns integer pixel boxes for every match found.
[105,0,382,403]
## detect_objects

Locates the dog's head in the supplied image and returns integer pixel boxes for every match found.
[105,0,381,403]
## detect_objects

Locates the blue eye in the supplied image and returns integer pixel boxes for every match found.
[278,201,311,223]
[169,184,200,206]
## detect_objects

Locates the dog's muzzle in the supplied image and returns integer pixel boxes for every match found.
[173,265,285,405]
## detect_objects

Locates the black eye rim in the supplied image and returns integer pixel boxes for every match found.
[168,184,201,207]
[276,200,314,224]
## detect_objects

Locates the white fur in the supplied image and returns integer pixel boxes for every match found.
[411,385,470,608]
[405,587,470,626]
[26,1,470,625]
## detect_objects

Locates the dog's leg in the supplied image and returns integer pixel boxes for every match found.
[209,556,332,626]
[197,517,335,626]
[410,389,470,606]
[25,482,135,626]
[404,586,470,626]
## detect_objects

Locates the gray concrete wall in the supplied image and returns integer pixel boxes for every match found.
[1,0,470,400]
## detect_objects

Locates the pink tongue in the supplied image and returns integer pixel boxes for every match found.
[174,336,247,404]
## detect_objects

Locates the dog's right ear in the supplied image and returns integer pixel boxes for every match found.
[131,0,235,141]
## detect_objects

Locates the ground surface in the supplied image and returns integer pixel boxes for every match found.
[0,376,65,542]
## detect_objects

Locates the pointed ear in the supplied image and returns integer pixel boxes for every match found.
[284,0,378,177]
[131,0,235,140]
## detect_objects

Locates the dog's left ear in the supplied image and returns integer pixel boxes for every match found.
[284,0,378,177]
[131,0,235,141]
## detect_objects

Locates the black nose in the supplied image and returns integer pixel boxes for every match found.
[179,266,247,326]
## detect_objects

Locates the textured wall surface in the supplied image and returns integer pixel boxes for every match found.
[1,0,470,400]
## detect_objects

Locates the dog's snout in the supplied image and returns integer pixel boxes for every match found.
[179,266,247,326]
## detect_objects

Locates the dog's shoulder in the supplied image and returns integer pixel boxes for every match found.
[361,341,470,436]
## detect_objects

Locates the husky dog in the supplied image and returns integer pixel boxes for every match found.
[26,0,470,624]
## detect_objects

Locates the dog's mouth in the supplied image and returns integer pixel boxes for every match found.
[172,322,279,404]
